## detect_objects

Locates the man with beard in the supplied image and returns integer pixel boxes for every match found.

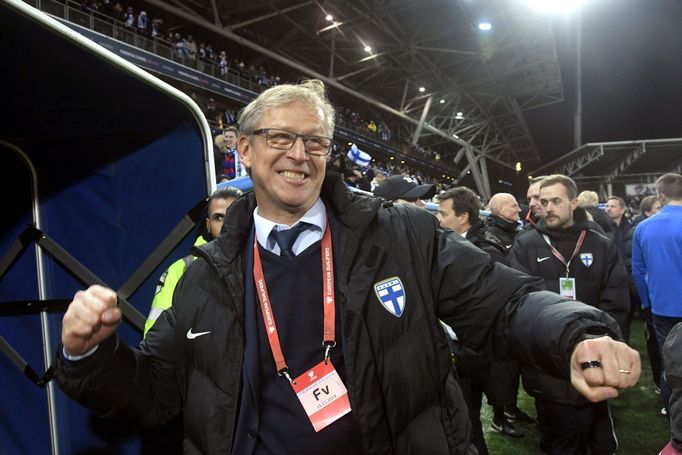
[510,174,630,454]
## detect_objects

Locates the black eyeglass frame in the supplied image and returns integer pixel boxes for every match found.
[251,128,333,156]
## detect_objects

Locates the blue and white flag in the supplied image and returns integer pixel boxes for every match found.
[347,143,372,168]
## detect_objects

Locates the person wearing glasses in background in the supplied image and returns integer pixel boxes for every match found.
[55,80,640,454]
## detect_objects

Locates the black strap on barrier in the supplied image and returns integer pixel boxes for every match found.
[117,197,207,300]
[0,225,42,283]
[0,335,54,387]
[30,227,147,331]
[0,299,70,316]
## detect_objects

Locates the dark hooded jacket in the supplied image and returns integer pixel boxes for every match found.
[509,207,629,405]
[484,215,521,266]
[55,175,622,454]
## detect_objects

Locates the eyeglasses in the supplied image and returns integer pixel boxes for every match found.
[251,128,332,156]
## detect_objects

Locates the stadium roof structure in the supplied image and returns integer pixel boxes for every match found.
[528,137,682,195]
[141,0,565,199]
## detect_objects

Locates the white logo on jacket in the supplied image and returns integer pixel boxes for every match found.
[374,277,406,317]
[580,253,593,267]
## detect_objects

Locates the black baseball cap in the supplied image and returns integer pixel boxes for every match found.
[373,175,436,201]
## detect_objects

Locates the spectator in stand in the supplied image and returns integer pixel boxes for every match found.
[136,10,148,35]
[205,44,215,63]
[510,174,629,455]
[173,33,186,64]
[186,35,197,68]
[342,169,358,189]
[197,42,207,72]
[367,120,377,135]
[605,196,632,256]
[214,126,242,180]
[151,18,162,39]
[205,98,217,123]
[632,173,682,417]
[219,51,229,78]
[123,6,134,29]
[144,187,242,336]
[577,190,613,234]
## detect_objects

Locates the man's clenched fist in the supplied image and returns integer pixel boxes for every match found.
[61,285,122,356]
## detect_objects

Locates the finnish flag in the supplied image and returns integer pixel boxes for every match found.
[347,143,372,168]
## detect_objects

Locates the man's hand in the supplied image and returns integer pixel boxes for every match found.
[570,336,640,402]
[62,285,121,356]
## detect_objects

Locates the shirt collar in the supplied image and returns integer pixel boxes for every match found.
[253,198,326,250]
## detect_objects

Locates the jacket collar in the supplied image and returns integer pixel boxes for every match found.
[488,214,519,234]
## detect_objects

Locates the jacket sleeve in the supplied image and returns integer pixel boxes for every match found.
[631,225,651,309]
[54,289,184,427]
[597,239,631,333]
[432,228,622,381]
[144,257,186,337]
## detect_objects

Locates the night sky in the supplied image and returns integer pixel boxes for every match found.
[524,0,682,163]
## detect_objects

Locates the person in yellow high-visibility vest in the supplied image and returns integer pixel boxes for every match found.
[143,187,241,336]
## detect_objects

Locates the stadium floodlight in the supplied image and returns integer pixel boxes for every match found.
[325,14,333,21]
[440,99,445,104]
[364,45,372,53]
[418,87,426,93]
[525,0,585,15]
[478,22,492,31]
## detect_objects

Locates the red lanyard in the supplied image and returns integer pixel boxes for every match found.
[253,221,335,383]
[542,230,586,277]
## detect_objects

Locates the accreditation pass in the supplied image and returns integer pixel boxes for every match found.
[291,360,352,432]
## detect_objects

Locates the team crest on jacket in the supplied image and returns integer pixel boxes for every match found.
[374,277,405,317]
[580,253,593,267]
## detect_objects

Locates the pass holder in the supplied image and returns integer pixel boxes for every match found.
[291,359,352,432]
[559,277,577,300]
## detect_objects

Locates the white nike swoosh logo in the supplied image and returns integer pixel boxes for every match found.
[536,257,551,262]
[186,329,211,339]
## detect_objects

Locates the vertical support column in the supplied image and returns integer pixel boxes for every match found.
[411,96,432,146]
[463,145,489,200]
[3,141,60,455]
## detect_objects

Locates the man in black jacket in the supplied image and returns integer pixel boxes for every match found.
[510,174,630,455]
[437,187,522,451]
[56,81,639,455]
[486,192,522,265]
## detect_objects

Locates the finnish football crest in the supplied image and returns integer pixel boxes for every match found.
[580,253,593,267]
[374,277,405,317]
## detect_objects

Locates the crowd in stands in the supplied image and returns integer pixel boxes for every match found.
[69,0,457,176]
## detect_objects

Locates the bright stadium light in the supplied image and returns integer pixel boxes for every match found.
[325,14,333,21]
[364,45,372,53]
[526,0,585,15]
[440,99,445,104]
[478,22,492,31]
[418,86,426,93]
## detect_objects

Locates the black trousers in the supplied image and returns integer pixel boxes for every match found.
[535,399,617,455]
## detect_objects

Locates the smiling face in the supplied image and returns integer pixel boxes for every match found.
[238,101,328,225]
